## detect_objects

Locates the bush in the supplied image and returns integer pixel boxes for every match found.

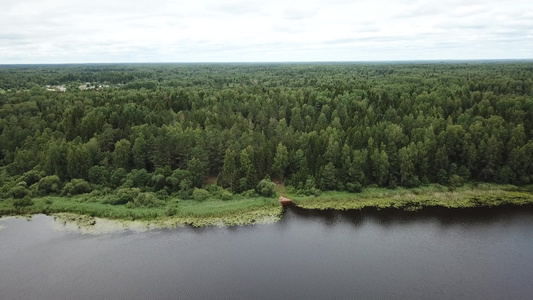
[19,170,43,186]
[256,178,276,197]
[403,177,421,188]
[38,175,62,195]
[297,187,321,196]
[88,166,109,185]
[242,189,257,198]
[206,184,223,194]
[457,166,471,180]
[9,185,30,199]
[151,174,167,191]
[124,169,151,188]
[13,196,33,208]
[219,190,233,201]
[126,192,164,208]
[62,179,92,196]
[448,175,464,188]
[110,168,127,187]
[156,188,170,200]
[437,169,448,185]
[167,169,191,192]
[496,166,516,184]
[166,206,178,216]
[192,188,210,201]
[178,179,193,199]
[105,188,141,205]
[297,177,322,196]
[346,182,363,193]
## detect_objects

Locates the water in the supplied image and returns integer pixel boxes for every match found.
[1,206,533,299]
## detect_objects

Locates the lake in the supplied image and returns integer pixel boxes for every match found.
[1,205,533,299]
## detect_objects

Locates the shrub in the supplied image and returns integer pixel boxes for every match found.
[448,175,464,188]
[192,188,210,201]
[346,182,363,193]
[437,169,448,185]
[124,169,151,188]
[220,190,233,201]
[151,174,167,191]
[126,192,164,208]
[297,187,321,196]
[167,169,191,192]
[105,188,141,205]
[206,184,223,194]
[166,206,178,216]
[403,177,421,188]
[256,178,276,197]
[13,196,33,208]
[19,170,43,186]
[38,175,62,194]
[297,177,322,196]
[88,166,109,185]
[62,179,92,196]
[496,166,516,184]
[457,166,471,180]
[178,179,193,199]
[110,168,127,187]
[242,189,257,198]
[156,188,170,199]
[9,185,30,199]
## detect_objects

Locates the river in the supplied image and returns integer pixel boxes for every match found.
[1,205,533,299]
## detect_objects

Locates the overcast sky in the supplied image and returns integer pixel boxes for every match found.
[1,0,532,63]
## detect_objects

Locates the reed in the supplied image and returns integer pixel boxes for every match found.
[293,184,533,210]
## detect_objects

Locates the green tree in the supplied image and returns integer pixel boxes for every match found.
[132,134,149,169]
[371,149,389,186]
[272,143,289,180]
[238,146,255,192]
[67,142,91,180]
[320,162,337,190]
[113,139,132,170]
[219,149,238,190]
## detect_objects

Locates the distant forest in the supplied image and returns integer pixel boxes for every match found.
[1,62,533,200]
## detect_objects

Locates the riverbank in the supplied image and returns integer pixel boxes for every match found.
[0,196,283,228]
[1,184,532,229]
[292,183,533,210]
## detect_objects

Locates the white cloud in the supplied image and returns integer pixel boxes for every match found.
[0,0,531,63]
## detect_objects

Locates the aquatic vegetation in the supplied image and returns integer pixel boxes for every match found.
[0,194,282,229]
[292,184,533,211]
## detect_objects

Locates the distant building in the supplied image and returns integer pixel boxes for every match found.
[46,85,66,92]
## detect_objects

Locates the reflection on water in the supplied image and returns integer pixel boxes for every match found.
[1,205,533,300]
[284,204,533,228]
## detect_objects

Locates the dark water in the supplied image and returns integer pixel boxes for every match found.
[1,206,533,300]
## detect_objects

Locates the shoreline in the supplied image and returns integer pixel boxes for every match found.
[1,184,533,231]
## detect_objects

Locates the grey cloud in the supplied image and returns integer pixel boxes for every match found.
[0,0,531,63]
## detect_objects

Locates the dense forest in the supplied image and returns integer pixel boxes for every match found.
[1,62,533,207]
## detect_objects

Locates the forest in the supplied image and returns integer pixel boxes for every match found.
[1,62,533,218]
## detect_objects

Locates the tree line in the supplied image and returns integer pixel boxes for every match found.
[1,62,532,201]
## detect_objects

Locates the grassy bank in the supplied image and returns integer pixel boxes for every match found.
[291,183,533,211]
[1,183,533,229]
[0,195,282,227]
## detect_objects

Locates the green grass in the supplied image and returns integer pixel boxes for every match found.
[0,194,282,227]
[293,183,533,211]
[1,183,532,228]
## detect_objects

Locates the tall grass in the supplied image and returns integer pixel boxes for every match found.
[1,183,532,228]
[0,194,282,227]
[293,184,533,210]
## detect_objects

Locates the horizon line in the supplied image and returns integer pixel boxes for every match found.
[2,58,533,66]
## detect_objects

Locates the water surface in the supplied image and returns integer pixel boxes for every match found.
[1,206,533,299]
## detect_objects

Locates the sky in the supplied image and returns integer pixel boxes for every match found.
[1,0,532,63]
